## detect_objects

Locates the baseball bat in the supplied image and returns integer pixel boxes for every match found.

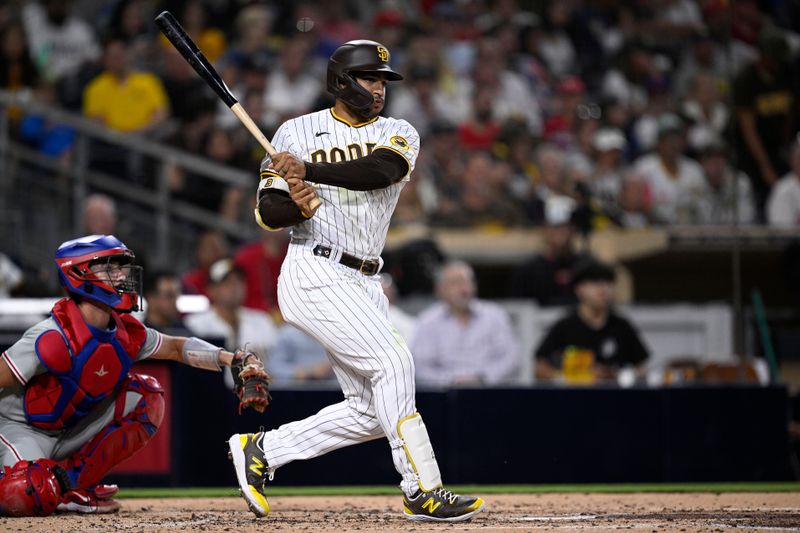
[154,11,321,212]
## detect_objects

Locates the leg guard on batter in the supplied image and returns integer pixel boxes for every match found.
[0,459,71,516]
[60,373,164,490]
[396,413,442,493]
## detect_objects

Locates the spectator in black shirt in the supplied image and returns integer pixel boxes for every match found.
[733,28,798,220]
[535,259,649,383]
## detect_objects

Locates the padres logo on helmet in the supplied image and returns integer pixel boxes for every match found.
[377,45,389,62]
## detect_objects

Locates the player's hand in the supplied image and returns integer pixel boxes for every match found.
[288,178,320,217]
[270,152,307,182]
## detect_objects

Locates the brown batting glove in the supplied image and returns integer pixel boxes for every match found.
[231,349,271,414]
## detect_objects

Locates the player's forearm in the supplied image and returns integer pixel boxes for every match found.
[255,190,309,229]
[0,356,18,388]
[304,149,408,191]
[150,335,233,368]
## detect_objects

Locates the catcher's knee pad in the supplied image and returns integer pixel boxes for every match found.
[115,373,165,430]
[395,413,442,492]
[64,373,164,489]
[0,459,71,517]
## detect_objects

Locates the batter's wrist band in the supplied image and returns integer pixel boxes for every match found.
[257,175,290,194]
[182,337,223,372]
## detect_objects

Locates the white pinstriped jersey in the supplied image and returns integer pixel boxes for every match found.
[271,108,420,259]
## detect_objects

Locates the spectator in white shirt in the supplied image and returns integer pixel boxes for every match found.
[410,261,519,387]
[767,140,800,227]
[185,258,277,389]
[457,37,543,136]
[22,0,100,82]
[587,127,627,215]
[634,113,706,224]
[262,35,321,130]
[682,73,730,153]
[380,273,417,343]
[386,64,461,138]
[687,140,756,225]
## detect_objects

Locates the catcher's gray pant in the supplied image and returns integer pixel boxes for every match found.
[269,242,421,496]
[0,391,142,467]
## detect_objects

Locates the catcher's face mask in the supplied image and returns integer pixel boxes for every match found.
[55,234,143,313]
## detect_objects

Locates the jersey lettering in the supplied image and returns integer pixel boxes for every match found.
[347,144,363,160]
[330,147,346,163]
[309,143,376,164]
[310,149,327,163]
[271,109,420,258]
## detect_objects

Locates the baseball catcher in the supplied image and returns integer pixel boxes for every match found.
[0,234,269,516]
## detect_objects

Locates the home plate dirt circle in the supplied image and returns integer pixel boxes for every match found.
[2,492,799,532]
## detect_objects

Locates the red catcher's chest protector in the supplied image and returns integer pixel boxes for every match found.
[23,298,146,430]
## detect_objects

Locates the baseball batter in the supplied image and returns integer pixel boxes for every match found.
[0,235,268,516]
[227,40,484,522]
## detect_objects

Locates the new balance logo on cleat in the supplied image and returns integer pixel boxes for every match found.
[227,432,272,517]
[403,487,485,522]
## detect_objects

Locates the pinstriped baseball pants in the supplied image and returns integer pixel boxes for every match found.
[267,242,420,495]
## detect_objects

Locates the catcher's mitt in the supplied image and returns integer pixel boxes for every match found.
[231,349,271,414]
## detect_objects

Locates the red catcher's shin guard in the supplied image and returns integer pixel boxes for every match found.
[0,459,71,516]
[60,373,164,490]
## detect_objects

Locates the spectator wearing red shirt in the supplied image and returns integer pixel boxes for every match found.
[182,230,229,296]
[234,230,289,317]
[457,85,501,150]
[543,76,586,149]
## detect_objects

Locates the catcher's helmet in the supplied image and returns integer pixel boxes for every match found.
[326,40,403,111]
[55,234,142,313]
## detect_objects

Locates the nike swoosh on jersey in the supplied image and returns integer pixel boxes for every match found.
[315,131,329,137]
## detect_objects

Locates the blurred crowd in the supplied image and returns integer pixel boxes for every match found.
[2,0,800,231]
[1,1,800,388]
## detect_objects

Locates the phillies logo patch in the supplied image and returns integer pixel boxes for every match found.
[377,46,389,62]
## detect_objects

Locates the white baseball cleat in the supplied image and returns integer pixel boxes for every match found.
[227,433,272,517]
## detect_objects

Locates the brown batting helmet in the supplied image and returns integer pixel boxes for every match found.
[326,40,403,111]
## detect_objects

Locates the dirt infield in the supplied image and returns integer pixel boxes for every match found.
[2,492,800,532]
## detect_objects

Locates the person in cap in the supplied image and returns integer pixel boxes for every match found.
[688,140,756,225]
[633,113,706,224]
[534,259,649,383]
[586,127,628,216]
[184,258,277,390]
